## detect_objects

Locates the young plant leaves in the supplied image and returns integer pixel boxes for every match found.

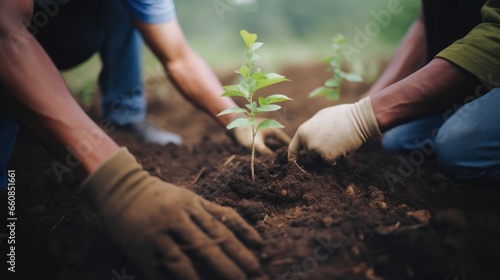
[309,33,363,101]
[240,30,257,48]
[256,104,281,112]
[218,30,292,180]
[227,118,255,129]
[257,119,284,130]
[217,107,248,116]
[343,73,363,82]
[265,94,293,104]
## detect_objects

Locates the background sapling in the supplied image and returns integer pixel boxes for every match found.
[309,34,363,101]
[217,30,292,180]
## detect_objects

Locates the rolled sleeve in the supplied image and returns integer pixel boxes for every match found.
[124,0,177,24]
[436,0,500,81]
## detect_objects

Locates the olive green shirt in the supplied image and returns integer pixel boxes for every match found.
[436,0,500,82]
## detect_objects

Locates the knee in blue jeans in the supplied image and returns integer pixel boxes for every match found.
[435,124,498,184]
[381,130,411,153]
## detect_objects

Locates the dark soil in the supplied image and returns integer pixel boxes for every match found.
[2,64,500,280]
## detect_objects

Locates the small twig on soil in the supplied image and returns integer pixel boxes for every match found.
[222,154,236,168]
[51,215,66,230]
[375,223,426,236]
[191,167,206,185]
[293,160,307,173]
[262,214,269,224]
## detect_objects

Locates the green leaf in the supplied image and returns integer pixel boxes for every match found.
[256,104,281,112]
[236,66,249,77]
[245,101,257,112]
[250,53,261,63]
[221,90,246,98]
[326,89,340,101]
[308,86,332,98]
[227,118,255,130]
[251,72,266,82]
[250,42,264,52]
[265,94,293,104]
[222,85,249,98]
[255,73,289,90]
[256,119,284,130]
[240,30,257,48]
[325,78,340,87]
[320,56,335,64]
[217,107,248,116]
[258,96,269,106]
[329,58,340,69]
[343,73,363,82]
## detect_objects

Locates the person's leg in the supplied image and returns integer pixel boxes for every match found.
[435,88,500,185]
[382,113,445,154]
[33,0,104,70]
[98,0,182,145]
[0,108,18,190]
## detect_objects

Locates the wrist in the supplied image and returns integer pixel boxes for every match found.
[355,97,382,138]
[80,147,143,210]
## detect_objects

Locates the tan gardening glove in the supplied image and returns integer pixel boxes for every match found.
[233,118,291,155]
[81,148,266,280]
[288,97,381,165]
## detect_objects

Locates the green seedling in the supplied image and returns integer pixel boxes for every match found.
[218,30,292,181]
[309,34,363,101]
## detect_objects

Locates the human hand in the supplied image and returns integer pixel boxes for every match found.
[232,118,291,155]
[81,148,266,280]
[288,97,381,165]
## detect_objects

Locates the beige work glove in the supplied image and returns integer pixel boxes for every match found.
[232,118,291,155]
[288,97,381,165]
[81,148,266,280]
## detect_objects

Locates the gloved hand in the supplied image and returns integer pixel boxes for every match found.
[81,148,266,280]
[232,118,291,155]
[288,97,381,165]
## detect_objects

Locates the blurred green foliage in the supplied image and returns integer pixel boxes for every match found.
[62,0,421,104]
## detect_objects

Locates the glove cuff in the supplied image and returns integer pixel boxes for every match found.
[80,147,145,210]
[354,97,382,140]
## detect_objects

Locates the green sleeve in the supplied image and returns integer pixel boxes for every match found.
[436,0,500,82]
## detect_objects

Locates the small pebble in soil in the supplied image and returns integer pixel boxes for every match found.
[407,209,431,223]
[346,184,357,196]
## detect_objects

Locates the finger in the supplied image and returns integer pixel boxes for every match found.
[172,212,247,280]
[271,129,291,145]
[254,139,273,155]
[288,132,302,162]
[201,200,263,247]
[149,236,201,280]
[187,206,264,277]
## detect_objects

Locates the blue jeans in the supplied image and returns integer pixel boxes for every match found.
[382,87,500,185]
[0,0,147,189]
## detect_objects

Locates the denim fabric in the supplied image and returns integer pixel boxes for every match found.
[382,87,500,185]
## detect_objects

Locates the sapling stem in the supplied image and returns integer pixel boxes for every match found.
[309,34,363,101]
[217,30,292,180]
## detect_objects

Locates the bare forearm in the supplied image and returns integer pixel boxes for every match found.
[367,11,427,95]
[0,22,118,179]
[166,52,237,127]
[133,19,238,128]
[371,58,481,132]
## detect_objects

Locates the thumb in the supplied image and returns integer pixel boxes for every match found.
[287,133,302,162]
[254,140,273,155]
